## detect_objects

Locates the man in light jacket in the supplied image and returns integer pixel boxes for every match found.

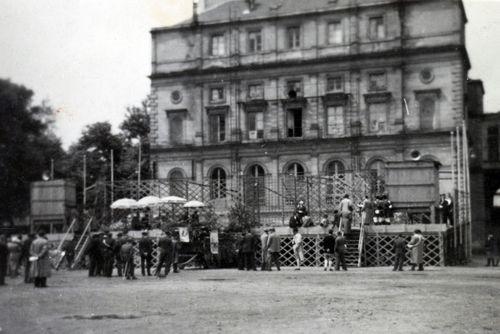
[260,229,269,271]
[30,230,51,288]
[407,229,424,271]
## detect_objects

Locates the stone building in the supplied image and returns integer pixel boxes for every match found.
[148,0,470,222]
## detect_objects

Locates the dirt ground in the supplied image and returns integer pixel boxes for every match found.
[0,261,499,334]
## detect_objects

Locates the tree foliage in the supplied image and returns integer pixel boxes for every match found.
[0,79,65,222]
[226,201,260,233]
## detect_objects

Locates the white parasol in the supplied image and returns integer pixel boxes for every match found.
[137,196,161,207]
[160,196,187,204]
[183,200,206,208]
[110,198,138,209]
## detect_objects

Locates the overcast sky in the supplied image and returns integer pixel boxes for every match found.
[0,0,499,148]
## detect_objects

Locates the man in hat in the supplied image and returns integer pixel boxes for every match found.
[20,233,35,283]
[101,233,115,277]
[393,234,407,271]
[139,231,153,276]
[339,194,354,236]
[30,229,51,288]
[242,230,257,271]
[266,228,281,271]
[120,238,137,280]
[155,232,173,278]
[86,234,102,277]
[114,233,125,277]
[407,230,425,271]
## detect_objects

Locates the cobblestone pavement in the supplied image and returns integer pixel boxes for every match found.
[0,264,499,334]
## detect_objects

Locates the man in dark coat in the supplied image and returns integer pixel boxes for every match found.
[86,234,102,277]
[334,232,347,271]
[266,228,281,271]
[485,234,499,267]
[120,238,137,280]
[101,233,115,277]
[242,230,257,271]
[114,233,125,277]
[172,234,180,273]
[139,231,153,276]
[20,234,35,283]
[321,229,336,271]
[289,213,302,229]
[155,232,173,278]
[0,234,8,286]
[393,234,407,271]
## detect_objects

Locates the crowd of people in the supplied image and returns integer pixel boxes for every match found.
[85,231,180,280]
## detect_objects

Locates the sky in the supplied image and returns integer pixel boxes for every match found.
[0,0,499,149]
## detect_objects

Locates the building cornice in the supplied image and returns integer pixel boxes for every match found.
[150,45,469,81]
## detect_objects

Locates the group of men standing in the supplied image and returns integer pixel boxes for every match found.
[0,231,51,288]
[85,231,180,280]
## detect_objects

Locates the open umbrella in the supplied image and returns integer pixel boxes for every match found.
[183,200,206,208]
[110,198,138,209]
[160,196,187,204]
[137,196,161,208]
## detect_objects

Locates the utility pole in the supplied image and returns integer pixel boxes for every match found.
[83,154,87,208]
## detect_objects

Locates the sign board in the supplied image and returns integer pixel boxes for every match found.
[178,227,190,243]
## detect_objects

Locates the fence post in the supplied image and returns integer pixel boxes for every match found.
[306,176,310,215]
[439,232,445,266]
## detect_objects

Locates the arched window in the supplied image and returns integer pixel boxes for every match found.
[367,159,385,194]
[244,164,266,206]
[325,160,345,176]
[169,116,183,144]
[210,167,227,199]
[286,163,305,177]
[169,170,185,198]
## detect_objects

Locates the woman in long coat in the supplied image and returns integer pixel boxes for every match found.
[30,231,51,288]
[407,229,424,271]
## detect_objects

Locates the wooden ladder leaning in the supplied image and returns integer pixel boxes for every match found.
[70,217,93,270]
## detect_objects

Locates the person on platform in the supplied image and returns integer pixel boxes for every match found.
[30,230,51,288]
[139,231,153,276]
[407,230,425,271]
[7,235,21,278]
[360,196,374,226]
[191,211,200,225]
[0,235,8,286]
[289,213,302,229]
[242,230,257,271]
[101,233,115,277]
[114,233,125,277]
[266,228,281,271]
[339,194,354,236]
[319,214,330,229]
[156,232,173,278]
[331,210,340,231]
[292,228,304,270]
[382,193,393,225]
[393,234,407,271]
[20,234,35,283]
[120,238,137,280]
[334,231,347,271]
[322,229,336,271]
[86,234,102,277]
[295,200,308,225]
[485,234,498,267]
[445,193,454,226]
[172,233,180,273]
[260,228,269,271]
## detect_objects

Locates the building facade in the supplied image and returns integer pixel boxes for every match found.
[148,0,470,221]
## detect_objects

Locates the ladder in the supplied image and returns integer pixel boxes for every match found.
[70,217,93,269]
[53,218,77,270]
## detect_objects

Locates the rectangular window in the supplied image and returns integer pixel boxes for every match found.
[286,80,302,97]
[209,114,226,143]
[248,30,262,53]
[287,26,301,49]
[248,84,264,100]
[326,106,345,136]
[287,108,303,137]
[368,103,387,133]
[210,34,225,56]
[369,16,385,40]
[247,112,264,139]
[210,87,224,102]
[327,21,343,44]
[326,76,343,92]
[487,126,499,161]
[368,72,387,91]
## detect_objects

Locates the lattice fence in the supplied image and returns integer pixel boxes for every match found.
[363,233,443,267]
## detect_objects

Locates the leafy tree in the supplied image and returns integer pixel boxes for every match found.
[226,201,260,233]
[0,79,65,222]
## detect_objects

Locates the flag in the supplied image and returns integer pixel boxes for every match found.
[210,231,219,255]
[178,227,190,243]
